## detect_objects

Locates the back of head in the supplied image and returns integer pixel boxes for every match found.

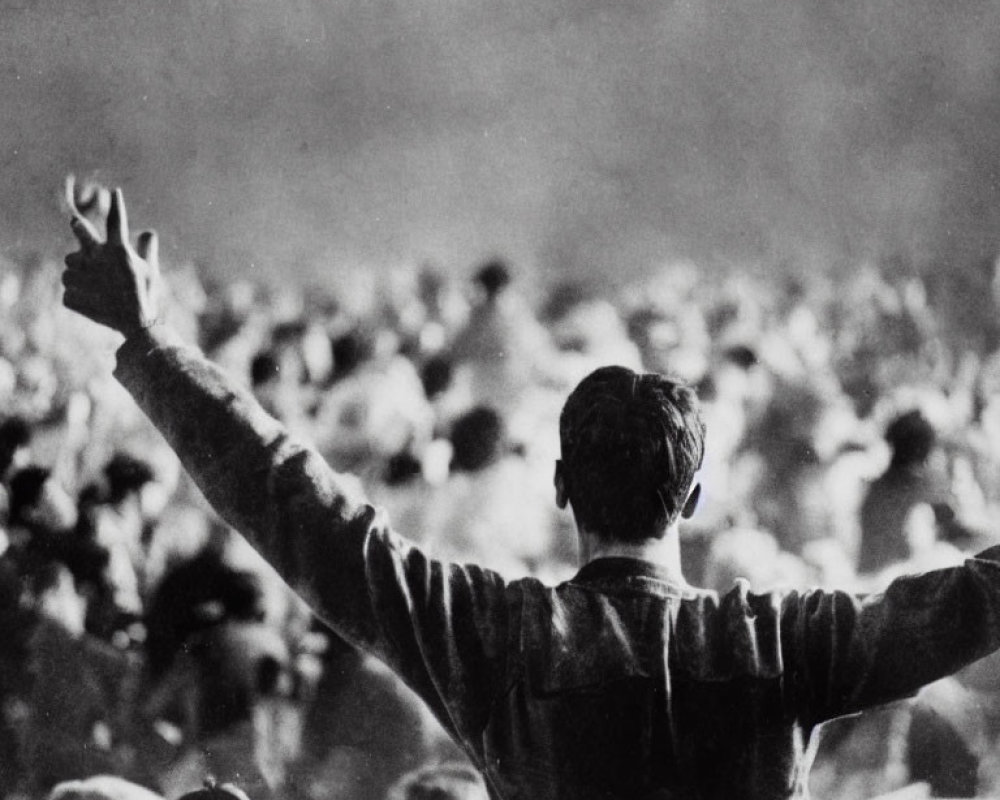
[384,450,424,486]
[250,350,281,388]
[474,259,512,301]
[0,415,31,476]
[450,406,505,473]
[560,366,705,542]
[8,465,50,525]
[420,355,454,400]
[332,327,377,380]
[721,344,759,370]
[885,409,935,468]
[386,763,488,800]
[104,453,157,505]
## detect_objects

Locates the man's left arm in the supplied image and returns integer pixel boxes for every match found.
[783,545,1000,727]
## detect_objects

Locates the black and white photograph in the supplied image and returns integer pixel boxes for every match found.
[3,2,1000,799]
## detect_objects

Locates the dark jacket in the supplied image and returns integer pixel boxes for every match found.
[115,328,1000,799]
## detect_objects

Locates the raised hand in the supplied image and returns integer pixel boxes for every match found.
[63,174,111,225]
[62,184,162,337]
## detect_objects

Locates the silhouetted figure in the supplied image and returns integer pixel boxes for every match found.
[858,410,951,574]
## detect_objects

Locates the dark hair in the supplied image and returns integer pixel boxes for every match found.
[331,329,375,380]
[8,465,50,524]
[272,320,307,345]
[450,407,504,473]
[721,344,759,370]
[474,259,512,298]
[29,560,72,598]
[384,451,423,486]
[885,409,935,468]
[104,453,156,505]
[420,355,454,400]
[250,351,280,387]
[0,416,31,475]
[559,366,705,541]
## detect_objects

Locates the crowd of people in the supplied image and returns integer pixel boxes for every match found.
[3,224,1000,800]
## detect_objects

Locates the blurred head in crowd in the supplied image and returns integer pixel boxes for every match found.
[251,351,280,390]
[626,306,678,371]
[420,355,454,401]
[384,449,424,486]
[104,452,155,505]
[271,320,313,385]
[557,366,705,543]
[101,452,170,532]
[473,258,512,303]
[331,327,377,381]
[721,344,759,371]
[0,415,31,481]
[9,466,77,533]
[450,407,505,473]
[715,345,760,397]
[885,409,936,469]
[33,561,87,635]
[250,350,285,419]
[903,501,939,557]
[386,763,488,800]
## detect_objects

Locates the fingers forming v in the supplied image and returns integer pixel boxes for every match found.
[136,230,160,293]
[65,174,103,252]
[136,230,158,266]
[107,188,130,247]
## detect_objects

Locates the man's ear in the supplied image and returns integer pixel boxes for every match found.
[554,460,568,509]
[681,483,701,519]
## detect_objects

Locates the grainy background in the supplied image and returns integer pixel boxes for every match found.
[2,0,999,298]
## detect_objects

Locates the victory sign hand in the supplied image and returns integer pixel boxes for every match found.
[62,180,162,338]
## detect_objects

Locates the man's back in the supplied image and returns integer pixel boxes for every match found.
[109,326,1000,800]
[491,560,806,799]
[496,552,1000,799]
[57,186,1000,800]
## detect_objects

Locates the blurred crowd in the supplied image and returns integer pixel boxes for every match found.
[4,239,1000,800]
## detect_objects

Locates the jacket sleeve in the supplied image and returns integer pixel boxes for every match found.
[113,328,509,746]
[781,545,1000,727]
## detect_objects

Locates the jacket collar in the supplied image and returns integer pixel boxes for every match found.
[572,557,687,587]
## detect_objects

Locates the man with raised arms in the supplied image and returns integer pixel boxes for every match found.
[60,187,1000,799]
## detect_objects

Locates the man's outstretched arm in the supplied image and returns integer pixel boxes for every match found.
[783,545,1000,728]
[61,187,510,749]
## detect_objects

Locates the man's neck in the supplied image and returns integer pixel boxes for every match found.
[578,526,687,586]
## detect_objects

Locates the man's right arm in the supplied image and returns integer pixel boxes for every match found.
[113,326,377,631]
[60,188,511,749]
[112,324,510,748]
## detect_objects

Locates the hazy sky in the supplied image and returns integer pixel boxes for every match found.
[3,0,1000,291]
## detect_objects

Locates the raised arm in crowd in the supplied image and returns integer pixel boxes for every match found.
[59,186,1000,800]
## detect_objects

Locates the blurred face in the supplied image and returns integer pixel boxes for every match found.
[139,481,170,522]
[904,502,937,556]
[39,565,86,635]
[7,444,30,476]
[27,477,78,532]
[713,362,750,403]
